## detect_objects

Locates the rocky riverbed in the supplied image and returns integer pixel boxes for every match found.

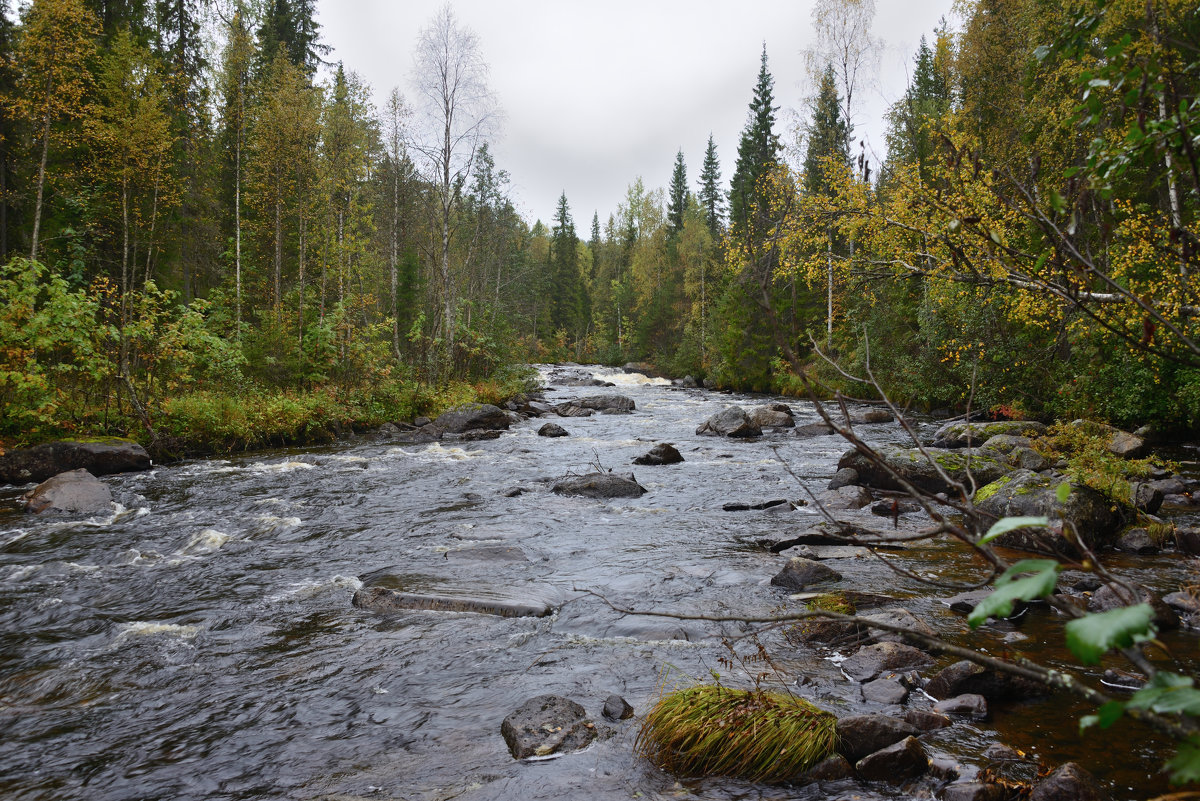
[1,364,1198,801]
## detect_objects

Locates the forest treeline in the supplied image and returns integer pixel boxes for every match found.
[0,0,1197,452]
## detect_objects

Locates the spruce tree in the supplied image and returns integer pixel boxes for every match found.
[697,133,724,238]
[802,65,849,197]
[550,192,582,334]
[729,45,781,232]
[667,149,687,235]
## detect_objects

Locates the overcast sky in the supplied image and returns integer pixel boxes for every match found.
[317,1,957,228]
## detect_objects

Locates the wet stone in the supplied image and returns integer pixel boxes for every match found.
[828,467,859,490]
[500,695,596,759]
[538,423,569,438]
[925,660,1045,701]
[601,694,633,720]
[1029,762,1111,801]
[942,782,1008,801]
[904,709,952,731]
[1114,528,1159,554]
[835,714,920,763]
[860,608,938,645]
[842,642,932,682]
[855,736,928,783]
[551,473,647,499]
[23,469,112,515]
[933,693,988,721]
[633,443,683,465]
[799,754,853,783]
[861,678,909,705]
[770,556,841,591]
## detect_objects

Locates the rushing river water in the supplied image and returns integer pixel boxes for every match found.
[2,366,1197,801]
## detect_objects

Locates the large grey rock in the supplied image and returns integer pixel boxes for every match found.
[1,438,150,485]
[838,446,1009,496]
[1088,582,1179,630]
[835,714,920,763]
[849,409,895,425]
[943,783,1008,801]
[1114,528,1159,554]
[538,422,569,438]
[749,406,795,428]
[904,709,951,731]
[795,421,836,438]
[770,557,841,591]
[933,693,988,720]
[1029,762,1111,801]
[842,642,932,682]
[1130,483,1164,514]
[559,394,636,415]
[930,420,1047,449]
[434,404,511,433]
[602,694,633,720]
[696,406,762,438]
[817,485,874,510]
[501,695,596,759]
[552,472,647,499]
[974,470,1124,554]
[828,467,859,490]
[633,443,683,465]
[862,678,909,705]
[22,469,112,515]
[855,736,928,783]
[799,754,853,782]
[925,660,1045,701]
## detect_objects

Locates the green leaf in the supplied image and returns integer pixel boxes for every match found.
[1049,190,1068,215]
[967,559,1060,628]
[1167,737,1200,785]
[1056,482,1072,503]
[1064,604,1156,664]
[978,516,1051,546]
[1080,700,1126,731]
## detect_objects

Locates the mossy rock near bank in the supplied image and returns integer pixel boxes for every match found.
[0,439,150,486]
[930,420,1048,449]
[837,446,1009,496]
[974,470,1124,554]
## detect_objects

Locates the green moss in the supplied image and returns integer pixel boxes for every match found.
[806,592,856,616]
[974,474,1013,503]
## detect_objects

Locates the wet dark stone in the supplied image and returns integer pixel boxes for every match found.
[445,429,502,441]
[850,409,895,425]
[855,736,928,782]
[817,485,873,510]
[861,678,909,705]
[787,617,862,646]
[538,422,569,438]
[749,407,795,428]
[860,608,938,645]
[602,694,633,720]
[838,446,1008,496]
[942,782,1008,801]
[842,643,932,682]
[1114,528,1159,554]
[724,498,791,512]
[500,695,596,759]
[925,660,1045,701]
[393,424,441,444]
[633,443,683,465]
[903,709,952,731]
[1,439,150,485]
[1130,483,1164,514]
[975,470,1123,555]
[434,404,511,433]
[1088,582,1179,630]
[933,693,988,721]
[828,467,859,490]
[870,499,922,516]
[799,754,853,782]
[1176,526,1200,554]
[770,557,841,591]
[696,405,761,438]
[551,473,647,499]
[352,586,553,618]
[1164,591,1200,616]
[1029,762,1111,801]
[930,420,1047,449]
[22,469,112,515]
[835,714,920,763]
[795,421,836,437]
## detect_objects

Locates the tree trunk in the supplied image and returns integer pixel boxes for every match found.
[274,190,282,314]
[30,108,51,261]
[235,98,243,337]
[391,163,400,360]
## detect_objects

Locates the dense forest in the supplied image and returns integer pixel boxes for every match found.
[0,0,1197,453]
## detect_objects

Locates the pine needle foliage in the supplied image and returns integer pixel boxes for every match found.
[635,684,837,781]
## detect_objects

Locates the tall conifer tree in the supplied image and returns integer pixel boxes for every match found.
[697,133,723,238]
[667,149,687,235]
[802,65,849,197]
[729,45,780,232]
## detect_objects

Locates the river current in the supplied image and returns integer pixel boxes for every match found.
[2,365,1197,800]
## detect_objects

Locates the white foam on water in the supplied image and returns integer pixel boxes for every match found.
[268,573,363,602]
[247,460,316,473]
[176,529,231,555]
[252,515,303,535]
[113,621,200,643]
[565,633,700,648]
[602,372,672,387]
[4,564,41,581]
[64,562,101,573]
[3,529,31,547]
[372,686,389,694]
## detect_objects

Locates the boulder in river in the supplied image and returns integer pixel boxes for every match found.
[552,472,647,498]
[695,406,761,438]
[861,678,909,705]
[855,735,928,783]
[838,446,1009,496]
[1029,762,1111,801]
[828,467,859,490]
[557,395,636,416]
[1,438,150,485]
[22,469,113,515]
[537,422,569,438]
[434,404,511,433]
[974,470,1124,554]
[501,695,596,759]
[817,485,873,510]
[925,659,1045,701]
[933,693,989,720]
[930,420,1047,449]
[770,556,841,591]
[859,608,938,645]
[602,694,634,720]
[835,714,919,763]
[749,406,795,428]
[1088,581,1179,630]
[841,642,932,682]
[633,443,683,465]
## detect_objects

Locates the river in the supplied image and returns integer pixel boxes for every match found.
[1,365,1197,800]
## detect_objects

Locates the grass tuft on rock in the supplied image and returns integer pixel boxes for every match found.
[635,685,837,781]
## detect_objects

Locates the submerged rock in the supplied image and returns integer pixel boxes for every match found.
[633,443,683,465]
[351,586,553,618]
[770,557,841,591]
[925,659,1045,701]
[551,472,647,498]
[842,642,932,682]
[537,422,569,438]
[696,406,762,438]
[22,469,112,515]
[501,695,596,759]
[1,438,150,485]
[557,395,636,416]
[795,421,836,438]
[1029,762,1111,801]
[1088,582,1179,630]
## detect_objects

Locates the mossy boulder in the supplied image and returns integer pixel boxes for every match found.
[930,420,1047,449]
[974,470,1124,554]
[837,446,1009,496]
